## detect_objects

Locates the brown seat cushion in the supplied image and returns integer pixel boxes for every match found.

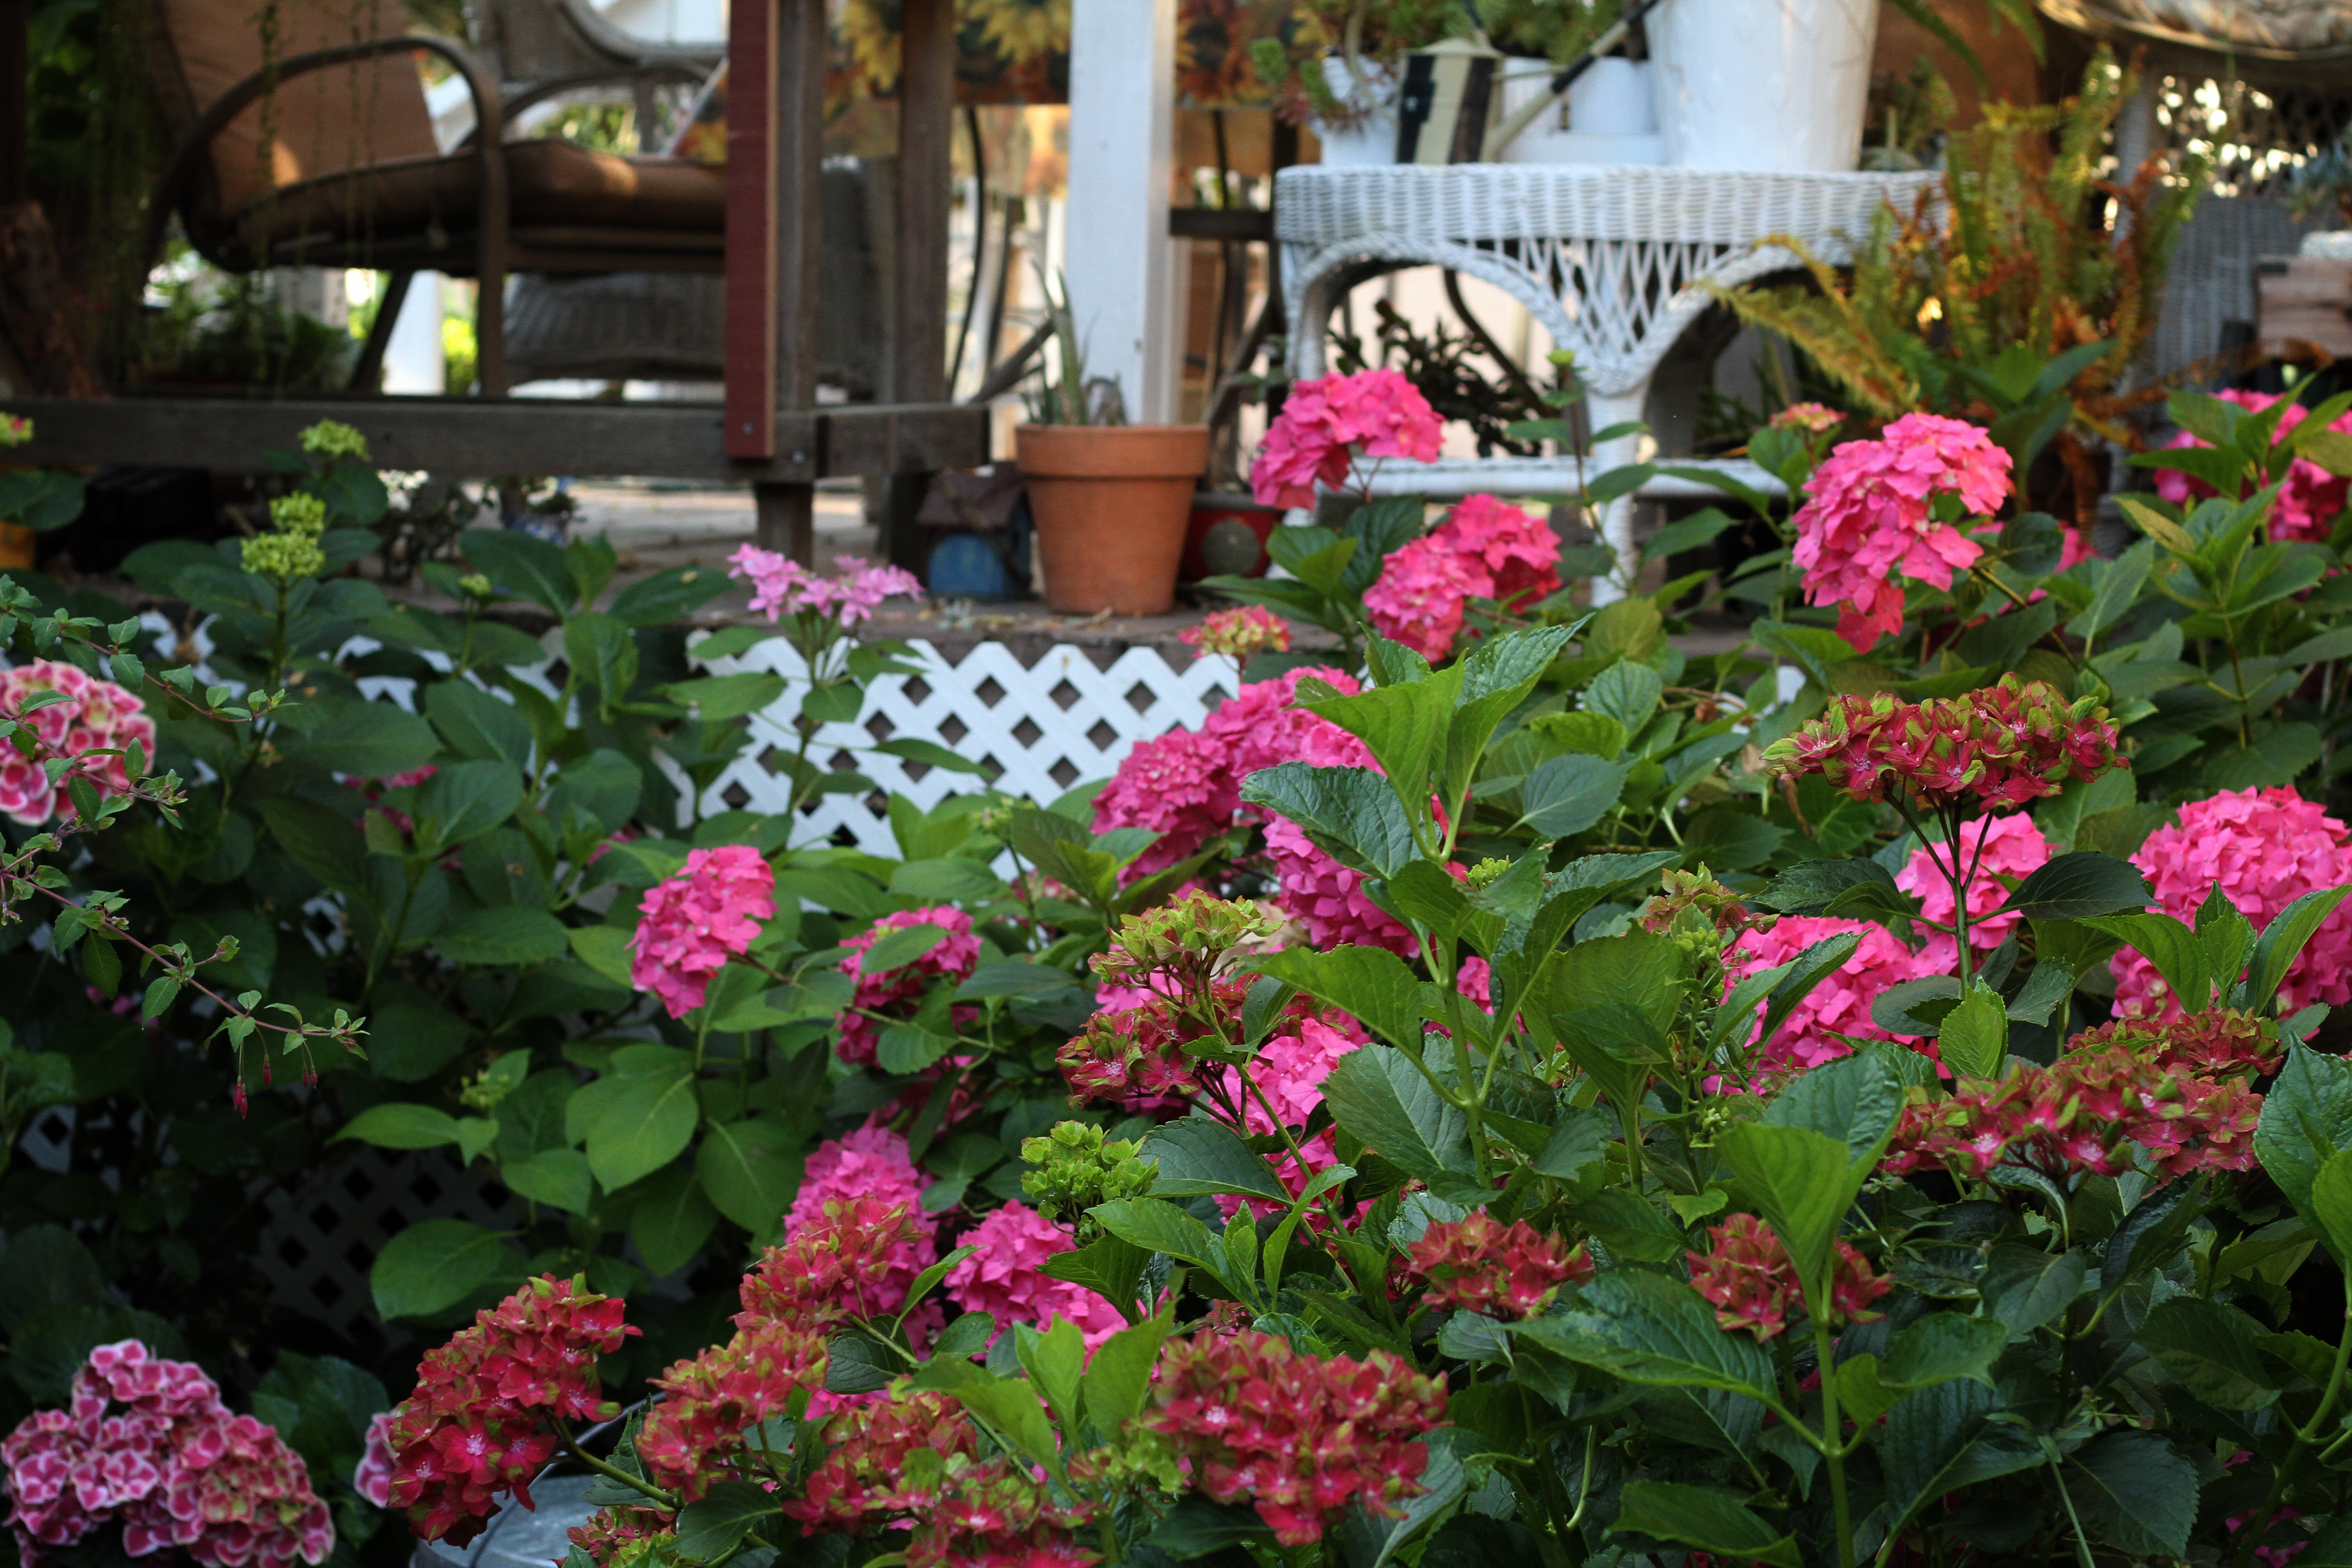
[229,139,726,250]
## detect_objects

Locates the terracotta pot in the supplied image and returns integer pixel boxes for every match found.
[1015,424,1210,614]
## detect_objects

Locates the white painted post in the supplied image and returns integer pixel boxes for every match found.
[1063,0,1178,423]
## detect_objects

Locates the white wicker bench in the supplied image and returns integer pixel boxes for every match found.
[1276,164,1940,595]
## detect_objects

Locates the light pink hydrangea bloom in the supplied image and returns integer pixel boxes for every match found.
[351,1413,395,1509]
[1894,813,2053,955]
[727,546,923,627]
[1457,956,1492,1009]
[836,906,982,1066]
[1723,916,1942,1076]
[2113,786,2352,1019]
[2156,388,2352,544]
[629,845,777,1018]
[1791,412,2012,652]
[0,661,157,827]
[1363,495,1562,662]
[1247,368,1443,509]
[1256,723,1415,955]
[785,1126,939,1318]
[2,1340,333,1568]
[943,1202,1131,1349]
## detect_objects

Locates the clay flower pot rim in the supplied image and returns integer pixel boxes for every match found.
[1014,423,1211,480]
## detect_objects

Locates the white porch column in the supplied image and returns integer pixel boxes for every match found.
[1063,0,1179,423]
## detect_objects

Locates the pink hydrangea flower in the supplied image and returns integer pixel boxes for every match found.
[1772,403,1845,433]
[1090,728,1240,880]
[786,1127,938,1315]
[1248,368,1443,508]
[352,1412,396,1508]
[728,546,923,627]
[1792,412,2013,652]
[836,906,981,1066]
[2,1340,333,1568]
[943,1203,1131,1349]
[2114,786,2352,1019]
[1362,495,1562,662]
[2156,388,2352,543]
[1723,916,1942,1077]
[629,845,776,1019]
[1894,813,2052,954]
[1207,1013,1367,1212]
[0,660,158,827]
[1200,666,1361,791]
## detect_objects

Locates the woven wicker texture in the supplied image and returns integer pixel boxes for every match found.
[1275,164,1940,395]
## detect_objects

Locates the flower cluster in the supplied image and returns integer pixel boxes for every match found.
[1,1340,333,1568]
[1057,980,1240,1106]
[837,906,982,1065]
[1721,916,1944,1078]
[1882,1032,2263,1183]
[242,493,329,581]
[1763,677,2120,810]
[1247,368,1442,508]
[1089,892,1278,992]
[1020,1120,1156,1229]
[1147,1331,1446,1545]
[1205,1011,1364,1205]
[1362,494,1563,661]
[0,412,31,446]
[564,1507,674,1568]
[2113,786,2352,1019]
[1893,812,2053,956]
[629,845,776,1018]
[765,1128,940,1314]
[383,1277,635,1544]
[299,419,370,462]
[784,1391,1096,1567]
[1179,605,1291,663]
[740,1195,937,1329]
[1771,402,1845,433]
[635,1320,830,1499]
[0,660,158,826]
[2069,1007,2282,1078]
[1402,1215,1591,1319]
[943,1202,1132,1348]
[1687,1215,1889,1341]
[728,546,923,627]
[2155,387,2352,543]
[1790,412,2012,649]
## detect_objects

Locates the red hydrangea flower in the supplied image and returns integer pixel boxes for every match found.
[1147,1331,1446,1545]
[2114,786,2352,1021]
[2069,1009,2282,1078]
[838,906,982,1066]
[747,1190,938,1328]
[1055,981,1238,1107]
[384,1277,636,1545]
[630,845,776,1018]
[942,1202,1131,1349]
[781,1388,976,1533]
[1764,678,2120,812]
[565,1507,676,1568]
[1,1340,334,1568]
[1687,1215,1888,1342]
[1790,412,2012,650]
[1363,495,1563,662]
[1403,1214,1591,1318]
[635,1320,830,1499]
[1248,368,1443,509]
[2155,387,2352,543]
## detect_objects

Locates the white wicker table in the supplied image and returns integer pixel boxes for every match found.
[1275,163,1940,597]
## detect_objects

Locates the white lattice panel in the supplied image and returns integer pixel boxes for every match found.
[697,639,1239,853]
[257,1146,516,1334]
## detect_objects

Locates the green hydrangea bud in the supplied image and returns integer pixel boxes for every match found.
[1464,857,1513,889]
[1020,1119,1154,1233]
[459,572,494,598]
[299,419,370,464]
[270,493,328,536]
[241,529,325,581]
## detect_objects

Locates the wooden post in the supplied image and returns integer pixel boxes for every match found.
[0,0,24,209]
[875,0,954,579]
[730,0,826,558]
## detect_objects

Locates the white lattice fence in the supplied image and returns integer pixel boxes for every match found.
[699,639,1239,851]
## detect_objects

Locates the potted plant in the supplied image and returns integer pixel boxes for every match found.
[1013,278,1209,616]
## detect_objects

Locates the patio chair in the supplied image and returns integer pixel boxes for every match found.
[139,0,725,396]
